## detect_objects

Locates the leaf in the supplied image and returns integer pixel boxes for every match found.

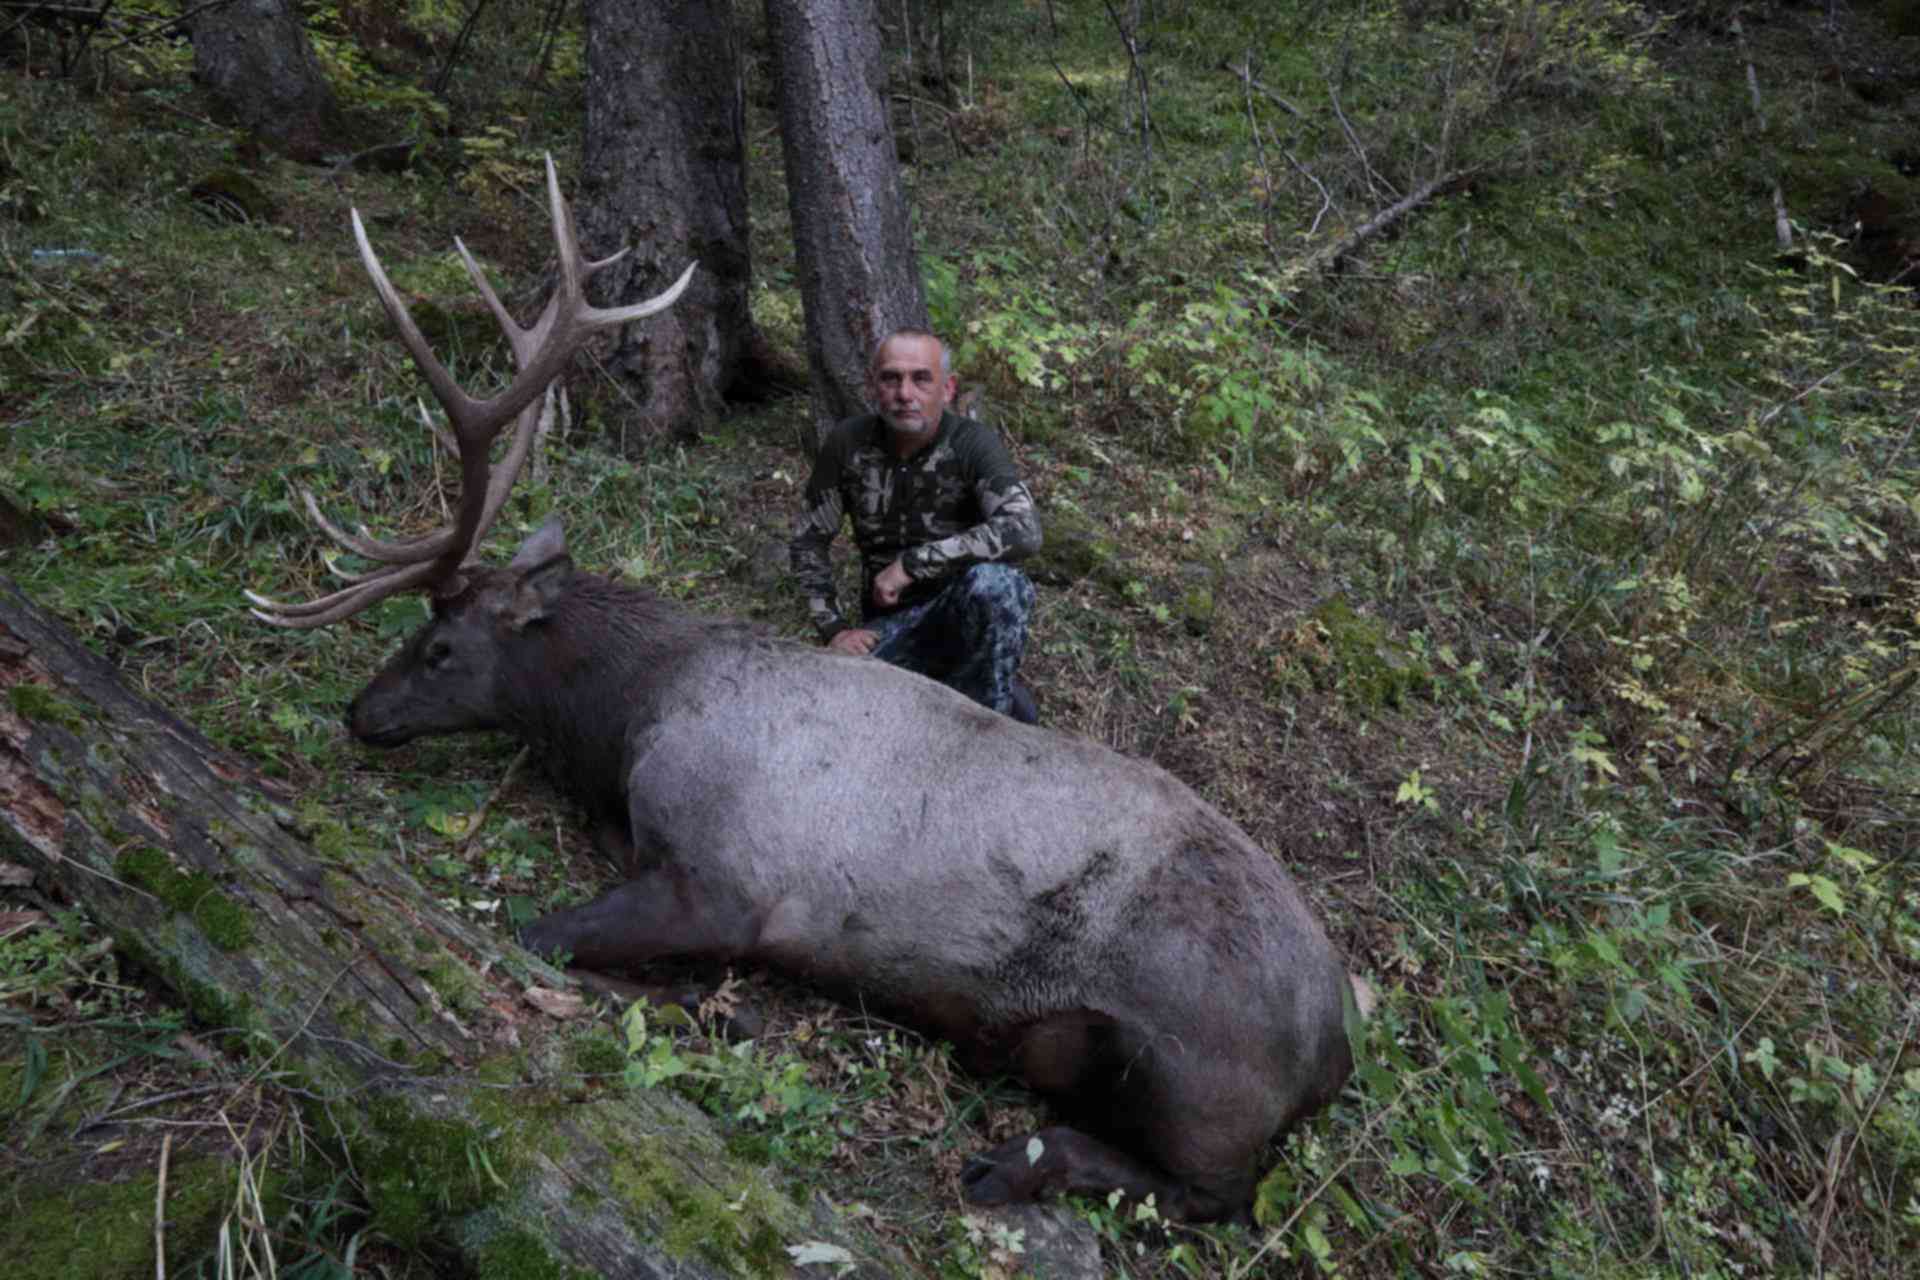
[19,1034,45,1107]
[1787,872,1845,914]
[1025,1134,1045,1166]
[786,1241,855,1267]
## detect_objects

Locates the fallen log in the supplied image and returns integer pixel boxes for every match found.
[0,576,903,1278]
[1309,169,1477,275]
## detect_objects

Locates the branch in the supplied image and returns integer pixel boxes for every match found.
[1309,169,1474,274]
[1218,57,1303,119]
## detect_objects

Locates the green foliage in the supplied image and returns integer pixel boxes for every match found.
[621,1000,844,1167]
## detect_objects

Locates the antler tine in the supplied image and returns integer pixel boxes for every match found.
[245,559,444,628]
[249,153,696,629]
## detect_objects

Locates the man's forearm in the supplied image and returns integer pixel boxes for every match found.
[900,483,1042,582]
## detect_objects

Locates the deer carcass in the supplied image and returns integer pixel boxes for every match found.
[250,158,1363,1220]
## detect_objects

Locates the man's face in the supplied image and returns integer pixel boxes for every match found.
[869,335,956,441]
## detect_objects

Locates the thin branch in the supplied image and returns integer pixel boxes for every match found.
[1218,57,1303,118]
[1328,77,1398,202]
[154,1132,172,1280]
[460,745,531,859]
[1285,149,1334,237]
[431,0,495,98]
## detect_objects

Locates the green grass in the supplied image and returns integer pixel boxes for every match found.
[4,0,1920,1276]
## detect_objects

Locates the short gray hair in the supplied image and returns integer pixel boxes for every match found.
[869,329,951,378]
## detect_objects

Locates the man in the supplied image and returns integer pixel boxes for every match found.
[790,329,1043,723]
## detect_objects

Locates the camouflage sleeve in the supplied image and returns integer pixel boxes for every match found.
[899,422,1043,583]
[790,455,851,641]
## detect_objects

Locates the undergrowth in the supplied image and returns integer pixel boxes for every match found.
[3,0,1918,1277]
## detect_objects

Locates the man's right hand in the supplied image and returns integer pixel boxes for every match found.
[827,628,880,656]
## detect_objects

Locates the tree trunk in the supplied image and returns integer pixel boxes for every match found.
[0,577,904,1279]
[765,0,929,457]
[187,0,342,162]
[579,0,759,451]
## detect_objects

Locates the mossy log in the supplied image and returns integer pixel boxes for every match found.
[0,577,905,1279]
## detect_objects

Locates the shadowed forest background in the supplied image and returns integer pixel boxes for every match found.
[3,0,1919,1276]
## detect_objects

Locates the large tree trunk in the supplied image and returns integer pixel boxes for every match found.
[579,0,759,450]
[187,0,342,162]
[0,577,903,1279]
[765,0,929,456]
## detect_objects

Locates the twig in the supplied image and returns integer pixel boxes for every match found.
[1218,57,1303,118]
[1815,1012,1916,1267]
[1237,51,1284,266]
[1285,149,1334,237]
[155,1131,172,1280]
[460,744,531,858]
[1328,78,1398,202]
[1102,0,1153,181]
[1778,669,1917,786]
[1732,16,1794,253]
[431,0,495,98]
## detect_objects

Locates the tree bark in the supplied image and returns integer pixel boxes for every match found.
[579,0,762,451]
[0,577,904,1279]
[187,0,342,162]
[765,0,929,456]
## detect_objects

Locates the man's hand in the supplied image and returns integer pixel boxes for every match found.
[827,628,880,656]
[871,559,912,609]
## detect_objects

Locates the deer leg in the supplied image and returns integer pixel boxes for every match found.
[959,1126,1237,1222]
[959,1014,1266,1222]
[517,864,757,971]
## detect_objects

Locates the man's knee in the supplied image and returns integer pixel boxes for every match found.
[958,563,1036,612]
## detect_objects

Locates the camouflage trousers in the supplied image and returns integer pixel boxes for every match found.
[867,563,1035,717]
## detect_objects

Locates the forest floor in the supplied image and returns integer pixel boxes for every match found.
[4,1,1920,1277]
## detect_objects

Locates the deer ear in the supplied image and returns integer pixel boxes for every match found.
[501,519,571,630]
[509,517,567,569]
[504,552,571,631]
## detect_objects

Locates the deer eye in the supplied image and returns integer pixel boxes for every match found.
[423,639,454,670]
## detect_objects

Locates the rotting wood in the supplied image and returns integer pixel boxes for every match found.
[0,576,906,1279]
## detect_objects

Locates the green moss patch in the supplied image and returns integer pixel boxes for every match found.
[355,1096,520,1249]
[7,685,89,732]
[113,847,254,950]
[1272,596,1432,712]
[0,1157,231,1279]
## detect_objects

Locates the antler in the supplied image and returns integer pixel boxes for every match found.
[248,155,696,628]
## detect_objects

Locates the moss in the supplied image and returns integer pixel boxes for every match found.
[7,684,89,731]
[113,931,256,1036]
[606,1135,790,1277]
[467,1227,599,1280]
[570,1030,626,1079]
[114,846,255,950]
[0,1156,231,1278]
[1028,505,1141,598]
[1273,597,1432,712]
[1180,584,1215,636]
[421,957,486,1017]
[355,1095,519,1249]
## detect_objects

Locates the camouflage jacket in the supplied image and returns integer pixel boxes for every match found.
[790,411,1042,640]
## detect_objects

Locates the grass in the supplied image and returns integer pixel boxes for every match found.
[4,0,1920,1276]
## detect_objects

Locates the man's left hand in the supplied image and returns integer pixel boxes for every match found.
[871,559,912,609]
